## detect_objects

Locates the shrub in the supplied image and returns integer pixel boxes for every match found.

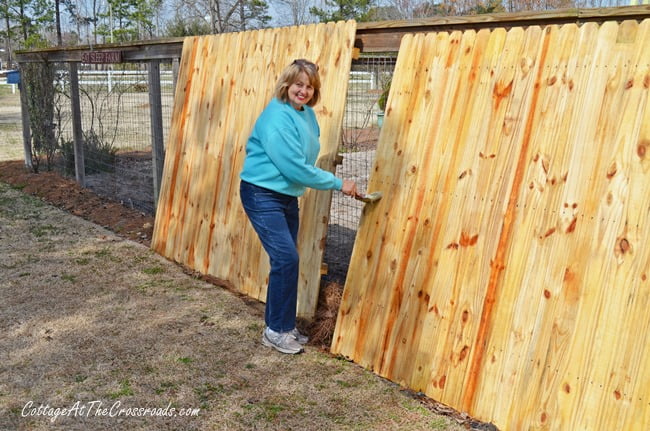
[83,130,117,174]
[22,62,56,172]
[132,82,148,92]
[377,77,392,112]
[59,130,117,176]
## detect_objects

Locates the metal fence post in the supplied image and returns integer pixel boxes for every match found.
[69,62,85,186]
[148,59,164,209]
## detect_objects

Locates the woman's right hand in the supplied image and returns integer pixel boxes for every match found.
[341,179,357,197]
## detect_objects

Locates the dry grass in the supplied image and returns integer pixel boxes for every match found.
[0,122,22,161]
[0,87,23,162]
[0,181,466,431]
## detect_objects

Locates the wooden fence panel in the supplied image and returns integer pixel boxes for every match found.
[152,22,357,318]
[332,19,650,430]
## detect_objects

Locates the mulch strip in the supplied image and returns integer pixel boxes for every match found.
[0,160,154,246]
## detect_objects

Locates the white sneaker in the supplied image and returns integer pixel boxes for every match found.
[262,328,303,354]
[290,328,309,345]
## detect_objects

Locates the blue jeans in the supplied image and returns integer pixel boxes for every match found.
[239,180,300,333]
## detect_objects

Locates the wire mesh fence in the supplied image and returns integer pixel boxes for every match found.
[325,55,397,282]
[53,62,175,214]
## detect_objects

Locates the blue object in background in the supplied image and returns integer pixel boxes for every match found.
[6,70,20,84]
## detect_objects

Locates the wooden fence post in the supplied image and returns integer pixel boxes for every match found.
[69,62,85,186]
[148,59,164,209]
[17,65,33,170]
[172,58,179,95]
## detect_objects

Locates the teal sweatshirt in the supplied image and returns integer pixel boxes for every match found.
[240,98,342,197]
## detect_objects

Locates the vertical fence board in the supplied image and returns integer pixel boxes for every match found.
[152,22,357,318]
[332,19,650,430]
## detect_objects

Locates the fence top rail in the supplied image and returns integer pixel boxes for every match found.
[15,37,185,63]
[356,5,650,51]
[14,5,650,61]
[357,4,650,32]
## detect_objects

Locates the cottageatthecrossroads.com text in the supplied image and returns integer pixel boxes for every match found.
[22,400,200,423]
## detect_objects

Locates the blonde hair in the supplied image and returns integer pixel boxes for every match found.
[273,59,321,107]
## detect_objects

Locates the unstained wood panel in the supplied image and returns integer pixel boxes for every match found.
[152,21,357,318]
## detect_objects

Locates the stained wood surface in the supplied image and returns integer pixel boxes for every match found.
[151,21,357,318]
[331,19,650,430]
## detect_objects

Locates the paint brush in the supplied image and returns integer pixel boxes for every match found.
[354,191,383,203]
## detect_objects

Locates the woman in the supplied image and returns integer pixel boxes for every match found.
[239,59,357,354]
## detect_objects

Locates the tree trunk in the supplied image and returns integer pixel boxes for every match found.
[93,0,99,44]
[20,0,28,42]
[55,0,62,45]
[240,0,245,31]
[4,12,12,66]
[210,0,219,33]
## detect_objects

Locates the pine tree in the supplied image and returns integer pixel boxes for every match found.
[96,0,156,42]
[310,0,374,22]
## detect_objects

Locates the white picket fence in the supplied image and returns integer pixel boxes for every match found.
[54,69,175,92]
[3,69,381,95]
[349,70,377,89]
[61,69,378,92]
[0,69,18,94]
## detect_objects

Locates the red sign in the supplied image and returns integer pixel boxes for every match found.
[81,51,123,64]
